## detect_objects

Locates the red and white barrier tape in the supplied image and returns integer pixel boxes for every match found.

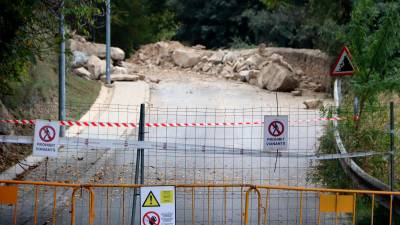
[0,117,343,128]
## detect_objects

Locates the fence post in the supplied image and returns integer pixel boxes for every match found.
[389,102,395,225]
[353,97,359,120]
[139,104,145,185]
[131,103,146,225]
[390,102,395,191]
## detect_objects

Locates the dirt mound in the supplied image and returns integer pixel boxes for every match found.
[128,42,331,93]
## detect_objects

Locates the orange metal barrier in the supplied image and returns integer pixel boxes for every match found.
[0,180,399,225]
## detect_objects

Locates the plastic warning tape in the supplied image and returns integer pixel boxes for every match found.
[0,117,343,128]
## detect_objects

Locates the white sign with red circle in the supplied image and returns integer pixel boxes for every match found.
[33,120,60,157]
[141,186,175,225]
[264,115,288,150]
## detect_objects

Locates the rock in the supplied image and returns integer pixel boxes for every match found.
[155,42,170,58]
[224,74,236,80]
[248,70,259,80]
[244,54,264,68]
[72,51,89,68]
[73,67,92,80]
[120,61,139,73]
[112,66,128,74]
[100,74,140,82]
[171,49,202,68]
[257,62,298,91]
[200,56,209,63]
[86,55,107,79]
[266,53,294,71]
[145,77,161,84]
[248,78,258,86]
[291,90,302,96]
[202,63,213,72]
[221,65,234,76]
[192,44,206,50]
[295,69,304,76]
[69,39,125,61]
[303,99,322,109]
[257,43,267,56]
[110,47,125,61]
[312,83,325,92]
[208,51,225,64]
[137,74,146,80]
[210,64,223,74]
[239,70,250,82]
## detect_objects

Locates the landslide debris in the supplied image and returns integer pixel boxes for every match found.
[127,41,331,93]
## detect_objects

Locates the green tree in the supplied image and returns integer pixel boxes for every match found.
[168,0,264,48]
[92,0,177,55]
[342,0,400,124]
[0,0,101,96]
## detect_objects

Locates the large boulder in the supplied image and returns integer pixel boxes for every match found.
[72,51,89,68]
[244,54,264,68]
[110,47,125,61]
[257,59,298,92]
[73,67,92,80]
[70,39,125,61]
[172,49,202,68]
[112,66,128,74]
[120,61,139,74]
[303,99,323,109]
[86,55,107,79]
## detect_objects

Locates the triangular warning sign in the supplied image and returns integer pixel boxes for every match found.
[142,191,160,207]
[331,46,355,76]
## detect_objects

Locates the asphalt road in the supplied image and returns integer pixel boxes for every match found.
[1,76,337,225]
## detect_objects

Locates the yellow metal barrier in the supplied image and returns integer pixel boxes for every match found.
[0,180,399,225]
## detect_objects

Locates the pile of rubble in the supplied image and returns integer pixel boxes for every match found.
[69,35,331,94]
[128,41,331,94]
[69,35,149,82]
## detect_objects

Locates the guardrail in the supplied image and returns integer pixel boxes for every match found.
[333,79,397,213]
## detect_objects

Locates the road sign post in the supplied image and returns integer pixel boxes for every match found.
[132,103,146,225]
[331,46,355,76]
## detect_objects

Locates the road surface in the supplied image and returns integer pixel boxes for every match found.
[0,73,334,225]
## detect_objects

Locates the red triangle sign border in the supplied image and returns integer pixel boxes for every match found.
[330,46,355,76]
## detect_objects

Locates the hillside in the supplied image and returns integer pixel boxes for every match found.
[0,55,101,172]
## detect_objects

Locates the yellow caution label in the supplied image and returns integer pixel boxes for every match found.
[160,190,174,204]
[142,191,160,207]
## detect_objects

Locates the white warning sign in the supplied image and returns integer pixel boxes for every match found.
[33,120,60,157]
[141,186,175,225]
[264,115,288,150]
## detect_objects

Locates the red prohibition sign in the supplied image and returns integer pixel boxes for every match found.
[268,121,284,137]
[39,126,56,142]
[143,211,160,225]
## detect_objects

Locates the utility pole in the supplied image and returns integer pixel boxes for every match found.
[105,0,111,85]
[59,0,66,137]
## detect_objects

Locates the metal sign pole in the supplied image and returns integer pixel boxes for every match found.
[105,0,111,85]
[131,103,146,225]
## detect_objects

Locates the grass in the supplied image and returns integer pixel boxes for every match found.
[0,55,101,172]
[308,98,400,224]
